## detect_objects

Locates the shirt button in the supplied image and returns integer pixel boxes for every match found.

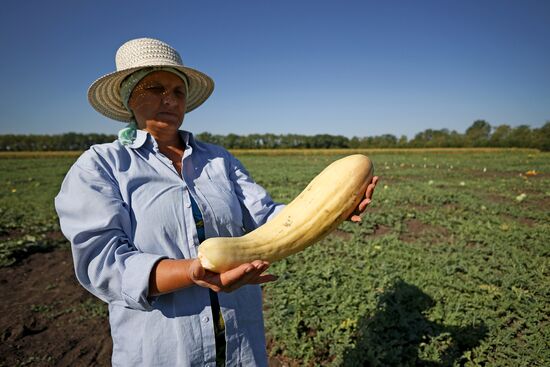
[202,316,209,323]
[185,200,191,208]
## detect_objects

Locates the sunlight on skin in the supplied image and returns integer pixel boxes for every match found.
[349,176,380,222]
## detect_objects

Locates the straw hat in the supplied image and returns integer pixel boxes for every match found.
[88,38,214,122]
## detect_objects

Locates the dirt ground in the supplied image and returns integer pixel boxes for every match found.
[0,247,112,366]
[0,247,287,366]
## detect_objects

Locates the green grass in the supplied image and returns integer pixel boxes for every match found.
[0,157,74,265]
[1,149,549,366]
[239,151,549,366]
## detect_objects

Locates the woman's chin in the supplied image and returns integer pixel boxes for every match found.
[149,117,182,128]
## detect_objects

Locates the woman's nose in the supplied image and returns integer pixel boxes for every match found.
[161,91,178,106]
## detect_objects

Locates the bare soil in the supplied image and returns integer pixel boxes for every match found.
[0,247,112,366]
[371,224,393,237]
[399,219,450,244]
[0,247,289,366]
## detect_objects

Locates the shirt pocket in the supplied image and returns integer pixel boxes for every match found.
[194,177,244,234]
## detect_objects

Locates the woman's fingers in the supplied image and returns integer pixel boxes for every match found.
[349,214,362,223]
[218,262,257,286]
[348,176,380,222]
[357,197,372,213]
[221,261,272,292]
[365,176,379,199]
[191,259,276,293]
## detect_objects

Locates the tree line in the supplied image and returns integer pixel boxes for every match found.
[1,120,549,151]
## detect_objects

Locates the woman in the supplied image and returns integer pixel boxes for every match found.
[55,38,378,367]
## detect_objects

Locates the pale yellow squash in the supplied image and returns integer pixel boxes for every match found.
[198,154,374,272]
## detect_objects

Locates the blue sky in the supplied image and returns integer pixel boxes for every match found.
[0,0,549,138]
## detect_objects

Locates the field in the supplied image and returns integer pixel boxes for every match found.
[0,149,549,366]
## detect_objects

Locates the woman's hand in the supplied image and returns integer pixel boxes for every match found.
[188,259,278,293]
[348,176,379,222]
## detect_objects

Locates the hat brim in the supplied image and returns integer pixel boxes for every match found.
[88,65,214,122]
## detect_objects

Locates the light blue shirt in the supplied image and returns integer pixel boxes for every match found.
[54,130,284,367]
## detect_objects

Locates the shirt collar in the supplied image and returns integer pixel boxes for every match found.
[127,129,194,150]
[127,129,148,149]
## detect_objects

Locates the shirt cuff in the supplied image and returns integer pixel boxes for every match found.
[121,253,167,311]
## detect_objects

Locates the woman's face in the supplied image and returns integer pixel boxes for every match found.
[128,71,187,129]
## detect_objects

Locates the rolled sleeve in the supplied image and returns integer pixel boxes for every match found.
[121,252,166,310]
[55,152,164,311]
